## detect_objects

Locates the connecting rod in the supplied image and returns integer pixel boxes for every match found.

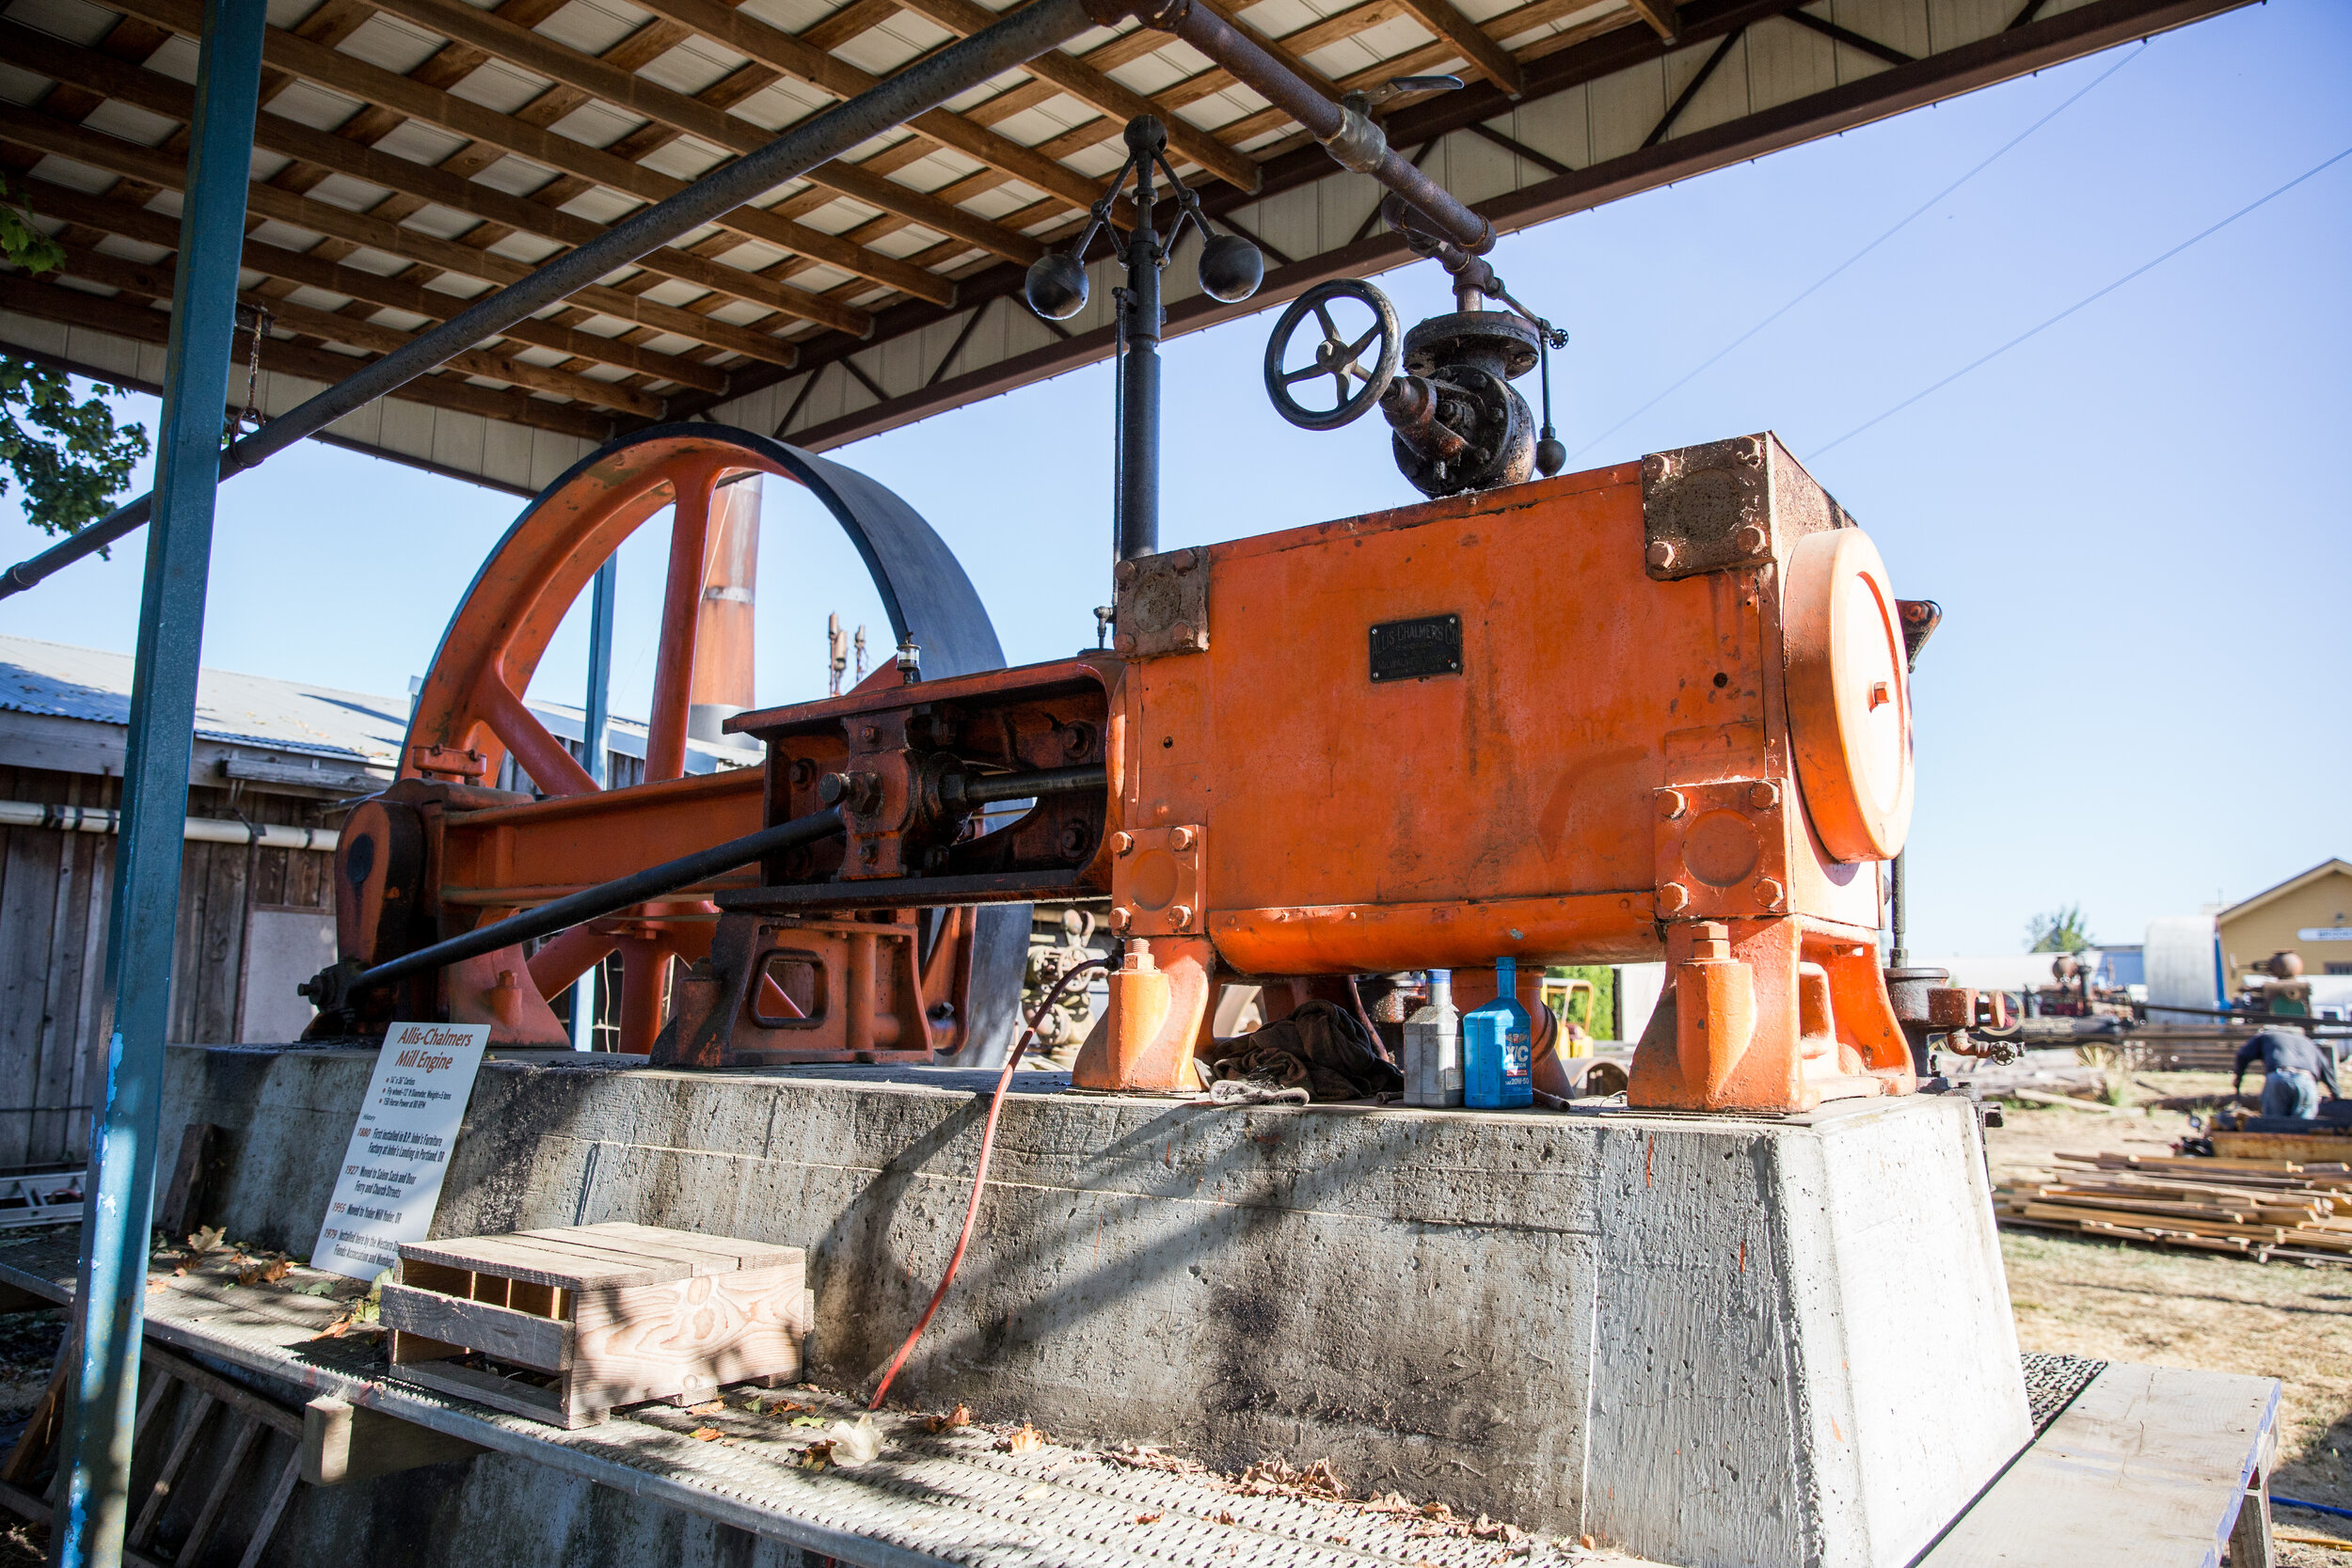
[0,0,1100,599]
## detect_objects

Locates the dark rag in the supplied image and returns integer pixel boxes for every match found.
[1207,1000,1403,1102]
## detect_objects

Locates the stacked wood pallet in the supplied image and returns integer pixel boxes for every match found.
[1995,1151,2352,1264]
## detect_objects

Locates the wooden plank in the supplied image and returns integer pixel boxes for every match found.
[0,107,800,369]
[231,1450,304,1568]
[176,1412,263,1566]
[551,1222,801,1274]
[401,1232,688,1289]
[301,1395,488,1486]
[2213,1132,2352,1163]
[380,1283,574,1371]
[1920,1364,2278,1568]
[139,1342,304,1438]
[571,1261,806,1404]
[395,1358,585,1428]
[130,1389,215,1548]
[0,820,62,1171]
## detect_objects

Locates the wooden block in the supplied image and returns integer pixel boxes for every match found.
[382,1284,573,1371]
[301,1396,487,1486]
[388,1224,809,1428]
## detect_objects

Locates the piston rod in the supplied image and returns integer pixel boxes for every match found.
[0,0,1102,599]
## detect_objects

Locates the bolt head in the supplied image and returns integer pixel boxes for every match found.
[1659,881,1690,914]
[1116,633,1137,656]
[1114,559,1139,587]
[1645,539,1677,571]
[860,724,879,745]
[1168,826,1195,851]
[1111,832,1135,856]
[1107,906,1134,931]
[1658,788,1687,821]
[1171,622,1193,643]
[1168,904,1193,929]
[1736,524,1768,555]
[858,842,879,864]
[1756,877,1786,909]
[1747,781,1779,811]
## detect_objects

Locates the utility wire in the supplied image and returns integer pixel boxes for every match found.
[1809,141,2352,459]
[1571,42,2146,461]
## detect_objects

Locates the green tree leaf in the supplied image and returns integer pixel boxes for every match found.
[1,174,151,540]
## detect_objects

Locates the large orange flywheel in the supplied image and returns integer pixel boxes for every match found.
[391,425,1020,1055]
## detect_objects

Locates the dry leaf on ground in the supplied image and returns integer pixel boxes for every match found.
[687,1402,724,1416]
[1131,1513,1162,1525]
[1005,1422,1047,1455]
[926,1402,972,1433]
[690,1428,723,1442]
[186,1226,224,1256]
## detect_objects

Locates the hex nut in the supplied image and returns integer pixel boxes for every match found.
[860,724,880,745]
[1659,882,1691,914]
[1114,560,1139,586]
[1168,904,1193,929]
[1645,540,1677,571]
[1659,789,1687,821]
[1107,906,1134,931]
[1736,524,1768,556]
[1171,622,1194,643]
[1747,781,1779,811]
[1111,832,1135,856]
[1756,877,1786,908]
[1168,826,1195,851]
[1116,634,1138,656]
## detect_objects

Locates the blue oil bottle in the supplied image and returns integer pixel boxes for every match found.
[1462,956,1533,1109]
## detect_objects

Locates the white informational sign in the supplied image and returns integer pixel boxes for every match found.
[310,1022,489,1282]
[2299,928,2352,943]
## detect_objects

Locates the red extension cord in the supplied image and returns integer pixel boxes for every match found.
[867,956,1110,1410]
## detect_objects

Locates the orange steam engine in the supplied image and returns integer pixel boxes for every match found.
[313,424,1925,1117]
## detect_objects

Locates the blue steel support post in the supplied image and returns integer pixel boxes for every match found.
[53,0,266,1562]
[570,557,617,1050]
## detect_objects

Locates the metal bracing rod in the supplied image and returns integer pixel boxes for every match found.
[0,0,1100,601]
[56,2,266,1564]
[1153,0,1495,257]
[357,805,848,990]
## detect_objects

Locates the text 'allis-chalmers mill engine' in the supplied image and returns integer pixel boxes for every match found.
[304,91,1943,1117]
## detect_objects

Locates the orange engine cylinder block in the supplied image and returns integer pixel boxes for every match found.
[1072,430,1918,1111]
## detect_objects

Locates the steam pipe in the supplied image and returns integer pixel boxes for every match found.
[1150,0,1494,256]
[0,0,1100,600]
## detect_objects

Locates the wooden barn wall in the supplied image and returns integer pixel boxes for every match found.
[0,765,340,1168]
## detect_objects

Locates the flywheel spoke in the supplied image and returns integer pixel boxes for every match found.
[644,458,724,784]
[477,671,598,797]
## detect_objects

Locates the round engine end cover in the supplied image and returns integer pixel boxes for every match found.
[1783,528,1912,862]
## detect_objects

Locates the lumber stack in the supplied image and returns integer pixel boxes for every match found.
[1994,1151,2352,1262]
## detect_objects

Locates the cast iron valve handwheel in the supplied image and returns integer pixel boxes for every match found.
[1263,279,1401,431]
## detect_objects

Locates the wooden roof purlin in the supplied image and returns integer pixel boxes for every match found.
[0,0,2262,477]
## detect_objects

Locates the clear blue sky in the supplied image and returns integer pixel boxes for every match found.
[5,0,2346,955]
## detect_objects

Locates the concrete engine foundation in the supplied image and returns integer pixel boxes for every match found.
[161,1045,2032,1568]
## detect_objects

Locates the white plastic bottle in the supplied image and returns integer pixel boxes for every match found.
[1404,970,1462,1107]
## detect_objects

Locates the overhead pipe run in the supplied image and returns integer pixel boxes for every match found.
[0,0,1105,601]
[1122,0,1498,258]
[0,799,341,850]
